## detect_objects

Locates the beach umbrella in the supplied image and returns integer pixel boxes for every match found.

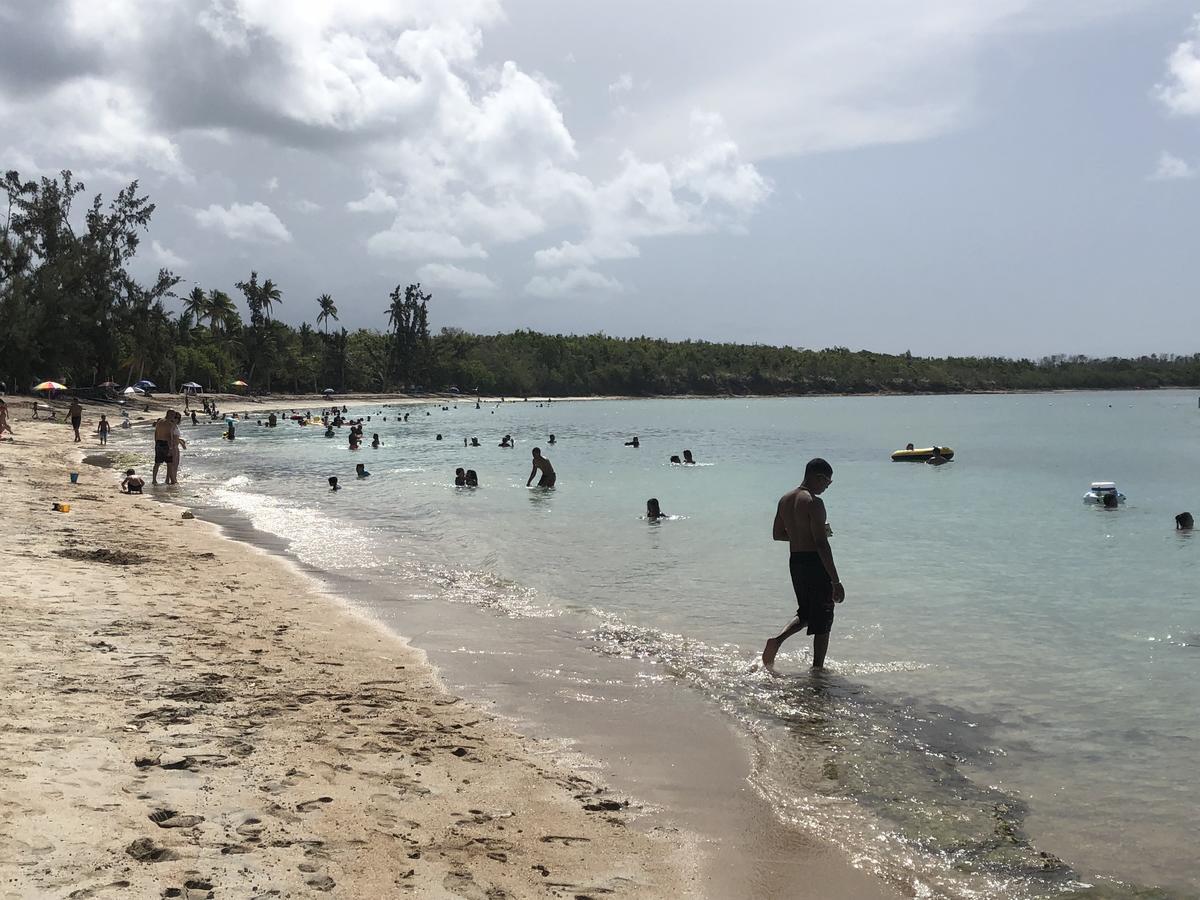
[33,381,68,391]
[122,385,145,395]
[181,382,202,391]
[322,388,335,394]
[134,379,157,389]
[231,379,248,387]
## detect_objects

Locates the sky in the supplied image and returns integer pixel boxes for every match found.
[1,0,1198,358]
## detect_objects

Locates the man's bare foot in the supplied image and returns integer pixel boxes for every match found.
[762,637,781,669]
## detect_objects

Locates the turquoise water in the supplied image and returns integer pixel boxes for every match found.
[143,392,1200,897]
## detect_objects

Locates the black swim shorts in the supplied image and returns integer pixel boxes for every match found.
[789,551,834,635]
[154,439,170,465]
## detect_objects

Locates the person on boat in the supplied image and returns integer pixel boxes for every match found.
[1175,512,1194,530]
[905,443,915,451]
[762,458,844,671]
[527,447,555,488]
[926,447,949,466]
[645,498,667,520]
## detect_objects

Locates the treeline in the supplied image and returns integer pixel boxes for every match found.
[3,169,1199,397]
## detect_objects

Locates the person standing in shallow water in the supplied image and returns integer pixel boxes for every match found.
[762,458,844,670]
[527,447,555,488]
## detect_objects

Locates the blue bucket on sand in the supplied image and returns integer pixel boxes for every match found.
[69,472,78,484]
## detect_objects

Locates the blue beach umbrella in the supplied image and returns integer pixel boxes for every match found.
[135,379,157,389]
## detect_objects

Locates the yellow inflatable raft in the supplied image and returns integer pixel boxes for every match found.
[891,446,954,462]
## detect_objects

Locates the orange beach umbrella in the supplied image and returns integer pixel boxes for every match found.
[33,381,68,391]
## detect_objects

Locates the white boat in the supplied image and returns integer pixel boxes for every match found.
[1083,481,1125,504]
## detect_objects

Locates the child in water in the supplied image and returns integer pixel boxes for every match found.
[645,498,667,520]
[328,476,340,491]
[121,468,144,494]
[355,463,370,478]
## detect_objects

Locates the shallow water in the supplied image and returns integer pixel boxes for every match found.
[134,392,1200,897]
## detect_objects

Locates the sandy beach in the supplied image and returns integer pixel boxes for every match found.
[0,403,698,899]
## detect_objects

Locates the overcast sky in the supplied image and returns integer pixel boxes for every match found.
[2,0,1198,357]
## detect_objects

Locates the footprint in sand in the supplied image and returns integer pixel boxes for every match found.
[149,808,205,828]
[295,796,333,813]
[161,879,214,899]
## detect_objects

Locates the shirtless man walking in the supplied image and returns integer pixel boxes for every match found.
[152,414,173,484]
[526,447,556,488]
[762,457,844,670]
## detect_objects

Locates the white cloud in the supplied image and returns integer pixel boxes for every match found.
[347,188,399,214]
[1149,151,1195,181]
[192,201,293,244]
[366,228,487,260]
[525,267,625,299]
[291,198,323,214]
[608,73,634,95]
[148,239,187,268]
[1155,14,1200,116]
[265,175,279,192]
[417,262,499,299]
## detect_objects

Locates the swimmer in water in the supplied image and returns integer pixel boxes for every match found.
[465,469,478,487]
[328,476,340,491]
[670,455,682,465]
[682,450,695,464]
[455,467,466,486]
[1176,512,1194,530]
[625,436,640,448]
[645,498,667,520]
[356,463,370,478]
[372,433,380,448]
[548,434,556,445]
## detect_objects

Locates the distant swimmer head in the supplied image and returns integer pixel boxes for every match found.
[803,458,833,493]
[548,434,556,444]
[670,455,682,465]
[465,469,478,487]
[1103,492,1119,509]
[646,498,663,519]
[436,433,443,440]
[1177,512,1194,530]
[454,468,466,486]
[682,450,694,463]
[328,476,339,491]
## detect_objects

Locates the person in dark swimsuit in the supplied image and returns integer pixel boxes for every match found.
[527,448,555,488]
[762,458,844,670]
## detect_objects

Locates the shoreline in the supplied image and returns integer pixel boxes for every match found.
[0,420,700,898]
[1,405,901,899]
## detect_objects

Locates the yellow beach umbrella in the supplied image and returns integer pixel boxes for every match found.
[33,381,68,391]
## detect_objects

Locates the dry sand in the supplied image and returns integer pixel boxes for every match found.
[0,404,698,899]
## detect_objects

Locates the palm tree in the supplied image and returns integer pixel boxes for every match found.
[316,293,338,334]
[260,278,282,322]
[182,285,209,328]
[207,290,237,336]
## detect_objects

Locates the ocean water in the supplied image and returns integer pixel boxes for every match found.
[135,392,1200,898]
